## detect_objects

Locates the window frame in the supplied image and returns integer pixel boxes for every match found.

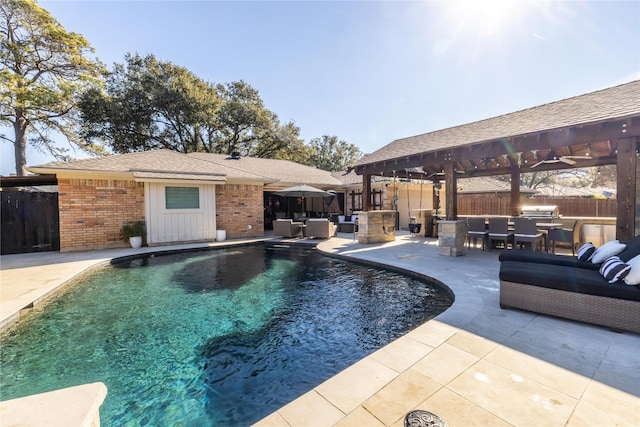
[162,185,203,213]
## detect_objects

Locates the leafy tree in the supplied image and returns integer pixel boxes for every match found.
[307,135,362,172]
[0,0,105,175]
[79,53,220,154]
[80,59,302,158]
[519,170,557,189]
[590,165,616,188]
[253,120,309,161]
[205,80,298,157]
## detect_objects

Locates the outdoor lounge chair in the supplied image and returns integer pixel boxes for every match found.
[273,219,303,238]
[498,235,640,333]
[305,218,337,239]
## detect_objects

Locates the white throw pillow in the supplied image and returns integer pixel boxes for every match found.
[591,240,626,264]
[623,254,640,285]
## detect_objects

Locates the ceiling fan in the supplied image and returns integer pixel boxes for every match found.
[529,150,592,168]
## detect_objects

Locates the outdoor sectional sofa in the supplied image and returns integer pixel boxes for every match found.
[498,235,640,333]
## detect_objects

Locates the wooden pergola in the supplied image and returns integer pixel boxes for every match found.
[354,80,640,242]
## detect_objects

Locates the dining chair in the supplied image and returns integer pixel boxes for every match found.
[487,217,513,251]
[467,217,488,250]
[548,219,578,254]
[513,217,544,251]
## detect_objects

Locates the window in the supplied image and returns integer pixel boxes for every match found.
[165,186,200,209]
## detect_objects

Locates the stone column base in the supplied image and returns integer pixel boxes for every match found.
[438,220,466,256]
[357,211,396,244]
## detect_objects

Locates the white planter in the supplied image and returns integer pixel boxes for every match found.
[216,230,226,242]
[129,236,143,249]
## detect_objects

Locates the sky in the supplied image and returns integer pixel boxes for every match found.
[2,0,640,175]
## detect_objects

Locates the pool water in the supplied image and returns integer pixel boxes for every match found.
[0,245,453,426]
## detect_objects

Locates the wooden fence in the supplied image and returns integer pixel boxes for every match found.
[458,195,616,217]
[1,190,60,255]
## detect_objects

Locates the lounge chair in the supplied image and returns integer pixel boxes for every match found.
[273,219,303,238]
[305,219,337,239]
[498,235,640,333]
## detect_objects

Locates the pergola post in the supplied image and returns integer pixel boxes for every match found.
[616,137,637,242]
[362,173,372,211]
[439,163,465,256]
[444,163,457,220]
[510,163,521,217]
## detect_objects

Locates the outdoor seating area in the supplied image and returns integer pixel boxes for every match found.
[462,212,615,254]
[498,235,640,333]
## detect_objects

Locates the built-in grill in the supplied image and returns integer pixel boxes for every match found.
[519,205,560,220]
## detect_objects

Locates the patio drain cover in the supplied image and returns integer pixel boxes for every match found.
[404,410,447,427]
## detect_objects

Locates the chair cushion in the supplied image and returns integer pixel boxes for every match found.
[499,251,600,270]
[618,235,640,262]
[500,261,640,301]
[599,256,632,283]
[591,240,626,264]
[577,242,596,262]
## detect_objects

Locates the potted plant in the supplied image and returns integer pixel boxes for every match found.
[120,221,145,248]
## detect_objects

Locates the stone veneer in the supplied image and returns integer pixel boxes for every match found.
[357,210,396,244]
[215,184,264,239]
[58,178,144,251]
[438,219,467,256]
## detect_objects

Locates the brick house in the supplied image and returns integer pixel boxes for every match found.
[27,150,343,251]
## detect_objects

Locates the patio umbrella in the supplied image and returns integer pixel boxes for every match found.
[273,184,332,198]
[274,184,333,218]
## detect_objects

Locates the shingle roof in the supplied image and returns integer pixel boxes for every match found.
[28,150,234,182]
[27,149,344,186]
[187,153,343,187]
[357,80,640,166]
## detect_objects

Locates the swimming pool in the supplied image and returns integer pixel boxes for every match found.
[0,244,453,426]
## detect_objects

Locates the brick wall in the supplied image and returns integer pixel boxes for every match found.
[215,184,264,238]
[58,178,144,251]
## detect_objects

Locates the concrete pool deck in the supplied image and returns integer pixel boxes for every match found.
[1,233,638,426]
